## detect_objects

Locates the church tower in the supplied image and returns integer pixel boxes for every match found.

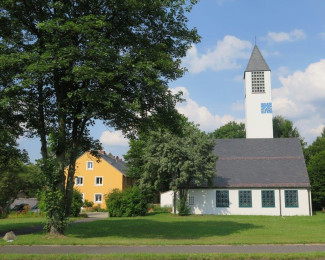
[244,45,273,138]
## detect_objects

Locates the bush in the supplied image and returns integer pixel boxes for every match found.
[106,186,149,217]
[83,199,94,208]
[38,188,83,217]
[70,189,83,217]
[177,197,191,216]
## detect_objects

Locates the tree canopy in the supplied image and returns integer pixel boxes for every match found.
[210,121,245,139]
[125,118,217,214]
[0,0,200,233]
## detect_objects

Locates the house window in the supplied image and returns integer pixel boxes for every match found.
[94,194,102,203]
[86,161,93,170]
[95,177,103,186]
[262,190,275,207]
[239,190,252,207]
[75,177,83,186]
[251,71,265,93]
[188,196,194,205]
[216,190,229,207]
[285,190,299,208]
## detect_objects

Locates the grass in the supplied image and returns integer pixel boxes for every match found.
[0,212,325,245]
[0,217,44,234]
[1,252,325,260]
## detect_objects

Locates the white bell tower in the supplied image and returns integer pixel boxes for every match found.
[244,45,273,138]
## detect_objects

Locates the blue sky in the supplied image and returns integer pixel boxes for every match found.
[20,0,325,162]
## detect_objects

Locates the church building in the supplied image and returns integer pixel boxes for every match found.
[161,45,312,216]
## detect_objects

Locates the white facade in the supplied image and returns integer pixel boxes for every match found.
[245,70,273,138]
[161,190,174,208]
[161,188,312,216]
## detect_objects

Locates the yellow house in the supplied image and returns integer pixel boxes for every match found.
[72,150,133,209]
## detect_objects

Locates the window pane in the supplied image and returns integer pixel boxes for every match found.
[216,190,229,207]
[262,190,275,207]
[239,190,252,207]
[285,190,298,207]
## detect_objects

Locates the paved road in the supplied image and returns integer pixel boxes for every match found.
[0,244,325,254]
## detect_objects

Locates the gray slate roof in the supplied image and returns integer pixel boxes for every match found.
[245,45,270,72]
[99,153,126,175]
[203,138,310,188]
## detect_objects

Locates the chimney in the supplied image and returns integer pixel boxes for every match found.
[98,150,106,155]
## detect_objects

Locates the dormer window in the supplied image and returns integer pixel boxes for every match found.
[86,161,93,170]
[252,71,265,93]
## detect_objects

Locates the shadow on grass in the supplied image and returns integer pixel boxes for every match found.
[66,213,262,240]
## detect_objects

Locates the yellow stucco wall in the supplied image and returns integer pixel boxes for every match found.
[72,152,125,209]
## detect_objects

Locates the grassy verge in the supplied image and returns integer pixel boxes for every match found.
[1,252,325,260]
[0,212,324,245]
[0,217,44,233]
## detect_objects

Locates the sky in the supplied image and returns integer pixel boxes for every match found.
[19,0,325,162]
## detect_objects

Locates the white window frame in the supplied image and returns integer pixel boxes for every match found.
[94,193,103,203]
[81,193,85,202]
[86,161,94,170]
[95,176,103,186]
[75,176,84,186]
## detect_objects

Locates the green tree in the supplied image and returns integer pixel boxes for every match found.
[210,121,245,139]
[304,127,325,164]
[139,122,217,214]
[0,85,28,215]
[0,0,199,234]
[307,150,325,210]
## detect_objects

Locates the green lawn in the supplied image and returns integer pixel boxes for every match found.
[0,217,44,233]
[1,212,324,245]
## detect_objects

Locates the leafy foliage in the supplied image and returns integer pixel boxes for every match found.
[70,189,83,217]
[307,150,325,210]
[0,0,199,233]
[129,120,217,214]
[273,115,306,147]
[106,187,149,217]
[210,121,245,139]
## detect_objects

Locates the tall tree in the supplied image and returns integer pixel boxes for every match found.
[0,0,199,234]
[210,121,245,139]
[307,150,325,210]
[134,121,217,214]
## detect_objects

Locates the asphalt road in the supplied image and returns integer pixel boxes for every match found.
[0,244,325,254]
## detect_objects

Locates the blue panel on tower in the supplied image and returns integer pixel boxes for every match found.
[261,103,272,114]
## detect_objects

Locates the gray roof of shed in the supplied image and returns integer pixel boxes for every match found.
[201,138,310,188]
[99,153,126,175]
[245,45,270,72]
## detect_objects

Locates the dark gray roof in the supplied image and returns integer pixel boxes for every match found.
[201,138,310,188]
[99,153,126,175]
[245,45,270,72]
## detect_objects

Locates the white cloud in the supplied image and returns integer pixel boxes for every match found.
[273,66,291,78]
[263,29,306,43]
[183,35,252,74]
[171,86,240,132]
[272,59,325,143]
[100,130,129,146]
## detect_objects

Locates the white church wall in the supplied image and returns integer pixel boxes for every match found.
[181,188,310,216]
[245,71,273,138]
[160,190,174,208]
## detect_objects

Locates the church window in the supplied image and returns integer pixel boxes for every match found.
[216,190,229,207]
[251,71,265,93]
[262,190,275,207]
[285,190,298,207]
[239,190,252,207]
[188,196,194,205]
